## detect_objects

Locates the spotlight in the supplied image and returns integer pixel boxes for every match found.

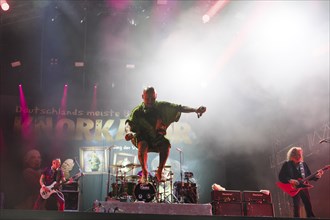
[202,0,230,24]
[74,61,84,67]
[50,58,58,65]
[202,14,210,24]
[11,61,22,68]
[1,0,9,11]
[126,64,135,69]
[157,0,167,5]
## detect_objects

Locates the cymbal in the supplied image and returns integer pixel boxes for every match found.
[115,175,126,179]
[110,164,125,168]
[153,166,171,170]
[125,163,141,168]
[126,175,140,179]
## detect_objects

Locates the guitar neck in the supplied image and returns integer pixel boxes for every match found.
[302,166,329,182]
[56,172,81,187]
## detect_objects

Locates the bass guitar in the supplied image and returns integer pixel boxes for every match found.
[40,172,82,199]
[276,165,329,197]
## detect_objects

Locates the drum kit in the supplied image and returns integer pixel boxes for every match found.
[108,164,197,203]
[174,172,198,203]
[109,163,141,200]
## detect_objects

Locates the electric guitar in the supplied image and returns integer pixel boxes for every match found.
[276,165,330,197]
[40,172,82,199]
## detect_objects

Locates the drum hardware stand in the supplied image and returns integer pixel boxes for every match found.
[153,176,163,203]
[121,171,128,199]
[186,179,197,203]
[106,146,116,198]
[113,167,121,199]
[156,181,168,203]
[176,147,185,203]
[163,173,180,203]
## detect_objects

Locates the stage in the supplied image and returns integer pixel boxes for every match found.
[1,200,330,220]
[1,209,330,220]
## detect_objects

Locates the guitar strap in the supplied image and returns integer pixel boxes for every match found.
[299,162,306,178]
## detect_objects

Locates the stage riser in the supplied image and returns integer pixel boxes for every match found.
[95,201,212,216]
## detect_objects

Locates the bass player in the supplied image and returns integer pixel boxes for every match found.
[33,158,73,211]
[278,146,324,218]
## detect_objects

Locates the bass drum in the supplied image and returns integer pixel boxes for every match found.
[134,183,156,202]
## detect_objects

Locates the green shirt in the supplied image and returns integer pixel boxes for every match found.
[126,101,182,143]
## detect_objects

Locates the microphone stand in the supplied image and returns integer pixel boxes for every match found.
[74,157,84,203]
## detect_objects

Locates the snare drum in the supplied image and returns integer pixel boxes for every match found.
[134,183,156,202]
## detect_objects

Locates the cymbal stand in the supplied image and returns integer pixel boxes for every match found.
[106,146,115,198]
[178,148,184,203]
[121,171,128,198]
[163,172,179,203]
[114,167,120,199]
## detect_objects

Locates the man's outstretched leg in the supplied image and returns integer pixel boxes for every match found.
[156,143,170,182]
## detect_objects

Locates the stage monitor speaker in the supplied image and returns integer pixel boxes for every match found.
[212,201,243,216]
[244,202,274,217]
[63,191,79,211]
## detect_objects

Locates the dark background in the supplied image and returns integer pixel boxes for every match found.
[0,0,329,217]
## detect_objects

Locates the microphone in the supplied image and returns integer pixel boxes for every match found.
[319,138,330,144]
[107,145,116,150]
[176,147,182,152]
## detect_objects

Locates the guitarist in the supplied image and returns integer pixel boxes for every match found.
[278,146,324,218]
[33,158,72,211]
[125,86,206,183]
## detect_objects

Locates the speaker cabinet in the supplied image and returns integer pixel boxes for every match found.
[212,201,243,216]
[0,192,4,209]
[211,190,241,203]
[62,191,79,211]
[244,202,274,217]
[243,190,272,203]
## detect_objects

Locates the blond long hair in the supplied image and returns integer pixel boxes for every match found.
[287,146,303,161]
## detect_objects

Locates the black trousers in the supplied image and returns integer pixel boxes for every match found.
[292,189,315,218]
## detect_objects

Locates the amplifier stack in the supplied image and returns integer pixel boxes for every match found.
[243,190,274,217]
[211,190,243,216]
[211,190,274,217]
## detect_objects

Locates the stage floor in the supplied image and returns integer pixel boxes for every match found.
[1,209,330,220]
